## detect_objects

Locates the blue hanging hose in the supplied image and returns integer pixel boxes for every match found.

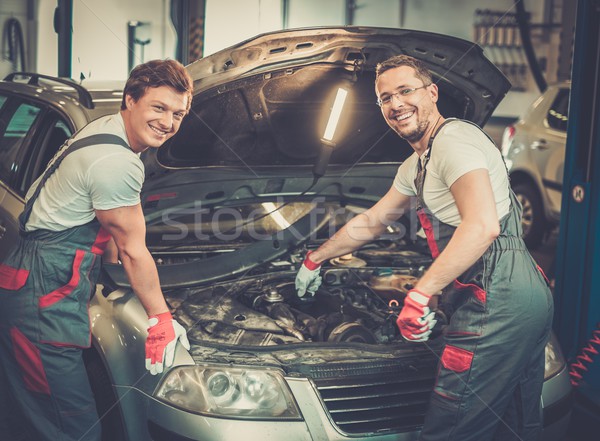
[4,17,26,72]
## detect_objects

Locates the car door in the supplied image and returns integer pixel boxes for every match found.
[533,87,569,221]
[0,95,73,261]
[0,93,11,258]
[0,94,45,260]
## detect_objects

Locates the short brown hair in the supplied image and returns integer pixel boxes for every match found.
[121,59,193,111]
[375,55,433,85]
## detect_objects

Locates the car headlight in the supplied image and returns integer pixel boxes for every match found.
[155,365,302,419]
[545,333,566,380]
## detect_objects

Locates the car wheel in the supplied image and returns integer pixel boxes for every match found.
[83,349,127,441]
[513,182,546,249]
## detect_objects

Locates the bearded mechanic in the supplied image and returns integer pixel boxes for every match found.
[295,55,554,441]
[0,59,192,441]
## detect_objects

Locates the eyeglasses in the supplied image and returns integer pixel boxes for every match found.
[376,84,431,107]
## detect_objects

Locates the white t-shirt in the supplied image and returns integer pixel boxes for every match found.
[25,113,144,232]
[393,120,510,226]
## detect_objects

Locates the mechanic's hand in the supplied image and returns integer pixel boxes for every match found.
[146,311,190,375]
[396,289,437,342]
[295,251,322,297]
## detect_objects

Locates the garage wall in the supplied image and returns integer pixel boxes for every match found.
[203,0,549,117]
[286,0,346,27]
[0,0,33,79]
[202,0,398,53]
[26,0,562,119]
[204,0,282,56]
[203,0,546,52]
[36,0,176,81]
[36,0,57,78]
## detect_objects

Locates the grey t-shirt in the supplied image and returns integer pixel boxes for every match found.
[393,120,510,226]
[25,113,144,232]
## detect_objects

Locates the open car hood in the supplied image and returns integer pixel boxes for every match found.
[155,26,510,168]
[104,27,510,289]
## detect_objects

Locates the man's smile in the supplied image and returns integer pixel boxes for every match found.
[393,110,415,122]
[149,124,169,137]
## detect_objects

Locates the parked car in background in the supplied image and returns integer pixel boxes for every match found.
[0,27,572,441]
[501,82,571,249]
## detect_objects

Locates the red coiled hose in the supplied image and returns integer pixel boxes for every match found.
[569,323,600,387]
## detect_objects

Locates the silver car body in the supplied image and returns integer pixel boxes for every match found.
[90,275,572,441]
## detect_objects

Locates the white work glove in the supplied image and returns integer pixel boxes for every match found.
[145,311,190,375]
[396,289,437,342]
[295,251,322,297]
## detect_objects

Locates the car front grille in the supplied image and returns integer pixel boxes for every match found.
[311,360,436,435]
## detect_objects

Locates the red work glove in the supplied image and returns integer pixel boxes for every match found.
[396,289,437,342]
[295,251,322,298]
[146,311,190,375]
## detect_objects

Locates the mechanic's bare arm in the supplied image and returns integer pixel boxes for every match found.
[103,237,119,264]
[415,168,500,296]
[309,186,411,264]
[95,204,169,316]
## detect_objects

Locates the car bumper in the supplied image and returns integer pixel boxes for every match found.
[146,376,421,441]
[139,367,571,441]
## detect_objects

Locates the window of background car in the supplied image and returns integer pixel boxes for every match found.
[546,88,570,132]
[0,101,42,185]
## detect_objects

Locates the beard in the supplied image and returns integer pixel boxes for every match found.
[390,105,435,143]
[394,119,429,143]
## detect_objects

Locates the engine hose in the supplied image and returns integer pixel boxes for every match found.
[568,322,600,387]
[4,17,26,72]
[514,0,547,93]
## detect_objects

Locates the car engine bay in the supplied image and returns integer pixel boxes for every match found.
[169,246,446,347]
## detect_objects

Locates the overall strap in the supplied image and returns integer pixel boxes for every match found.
[415,118,457,215]
[455,118,499,149]
[413,117,459,258]
[418,117,457,174]
[19,134,130,233]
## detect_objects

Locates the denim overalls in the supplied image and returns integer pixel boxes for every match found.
[414,120,554,441]
[0,134,129,441]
